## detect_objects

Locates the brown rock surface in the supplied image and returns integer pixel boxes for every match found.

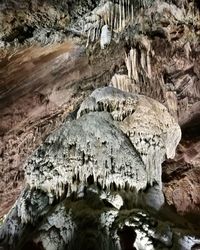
[0,39,124,218]
[163,160,200,215]
[163,134,200,216]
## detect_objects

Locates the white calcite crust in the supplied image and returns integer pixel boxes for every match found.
[25,110,147,201]
[100,24,112,49]
[78,87,181,187]
[35,207,76,250]
[25,87,181,201]
[72,0,156,48]
[0,87,195,250]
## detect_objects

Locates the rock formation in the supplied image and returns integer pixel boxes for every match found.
[0,0,200,249]
[78,87,181,186]
[1,87,198,250]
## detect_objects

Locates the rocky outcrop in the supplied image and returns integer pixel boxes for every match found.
[2,186,200,250]
[0,0,100,55]
[163,161,200,216]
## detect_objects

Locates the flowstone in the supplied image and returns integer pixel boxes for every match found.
[25,111,147,200]
[25,87,181,199]
[0,87,183,250]
[78,87,181,186]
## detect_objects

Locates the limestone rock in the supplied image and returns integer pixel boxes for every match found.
[0,0,199,219]
[163,161,200,215]
[35,206,76,250]
[78,87,181,186]
[100,192,124,210]
[0,1,200,249]
[100,25,112,49]
[143,185,165,211]
[25,111,147,200]
[1,87,183,250]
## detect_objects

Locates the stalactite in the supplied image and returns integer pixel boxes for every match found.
[166,91,178,120]
[122,0,126,28]
[130,48,139,82]
[147,51,152,78]
[77,0,156,48]
[86,28,91,48]
[125,51,132,79]
[131,2,134,22]
[110,74,140,93]
[110,3,114,30]
[128,0,130,20]
[119,0,122,31]
[100,24,112,49]
[113,4,118,31]
[125,47,140,83]
[141,50,146,73]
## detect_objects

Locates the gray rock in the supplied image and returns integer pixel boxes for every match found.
[143,185,165,211]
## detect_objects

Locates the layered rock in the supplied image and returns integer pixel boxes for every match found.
[0,0,100,54]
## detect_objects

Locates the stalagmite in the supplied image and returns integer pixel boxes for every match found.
[9,86,180,203]
[1,1,200,250]
[25,110,148,200]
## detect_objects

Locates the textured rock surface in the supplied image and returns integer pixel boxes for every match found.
[78,87,181,186]
[1,187,200,250]
[0,0,100,55]
[25,87,180,198]
[25,111,147,198]
[0,0,200,246]
[0,86,184,249]
[0,35,123,218]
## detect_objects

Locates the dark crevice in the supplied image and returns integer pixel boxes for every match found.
[195,0,200,11]
[87,175,94,185]
[117,226,137,250]
[21,241,44,250]
[2,25,35,43]
[181,116,200,139]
